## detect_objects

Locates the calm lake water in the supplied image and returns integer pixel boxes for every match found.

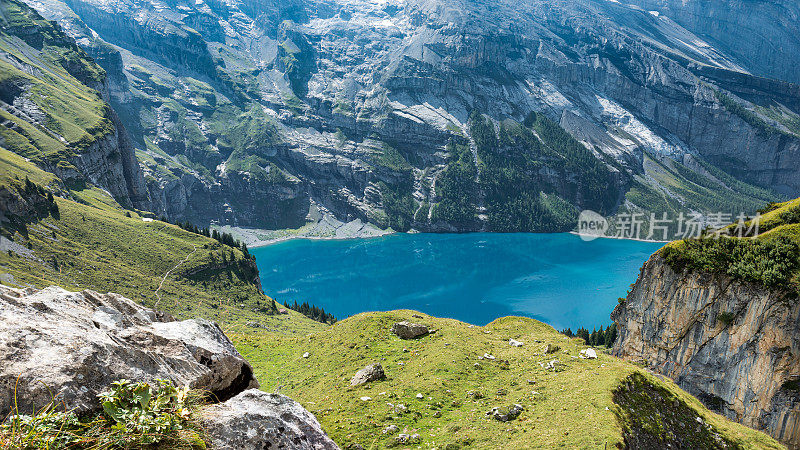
[252,233,663,330]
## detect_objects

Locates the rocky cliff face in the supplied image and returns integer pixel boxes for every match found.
[612,254,800,448]
[626,0,800,85]
[16,0,800,230]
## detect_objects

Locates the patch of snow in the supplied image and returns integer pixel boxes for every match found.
[595,95,687,157]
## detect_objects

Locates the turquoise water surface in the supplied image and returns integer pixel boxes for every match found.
[252,233,663,330]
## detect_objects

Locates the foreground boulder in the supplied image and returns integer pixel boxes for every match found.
[391,321,429,339]
[0,284,258,416]
[350,363,386,386]
[201,389,339,449]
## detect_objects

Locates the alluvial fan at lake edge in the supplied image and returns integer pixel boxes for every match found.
[252,233,664,330]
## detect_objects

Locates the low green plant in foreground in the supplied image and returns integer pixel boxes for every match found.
[0,380,206,449]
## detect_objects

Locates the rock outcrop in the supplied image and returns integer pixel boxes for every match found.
[0,283,341,448]
[201,389,339,450]
[391,321,429,339]
[612,255,800,448]
[0,284,258,416]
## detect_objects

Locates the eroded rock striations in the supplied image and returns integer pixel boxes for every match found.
[626,0,800,84]
[612,255,800,448]
[20,0,800,232]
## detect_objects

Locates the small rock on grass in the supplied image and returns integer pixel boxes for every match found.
[486,404,524,422]
[540,359,565,371]
[509,338,524,347]
[350,363,386,386]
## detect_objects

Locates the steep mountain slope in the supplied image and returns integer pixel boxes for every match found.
[613,198,800,447]
[0,0,329,331]
[19,0,798,232]
[0,147,284,327]
[0,0,151,208]
[626,0,800,85]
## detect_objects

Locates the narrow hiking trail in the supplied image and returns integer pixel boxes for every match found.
[154,243,197,310]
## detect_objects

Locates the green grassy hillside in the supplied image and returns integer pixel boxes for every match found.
[0,144,784,448]
[230,310,782,449]
[0,0,112,169]
[0,148,326,335]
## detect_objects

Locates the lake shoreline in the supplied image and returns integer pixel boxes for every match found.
[224,226,673,249]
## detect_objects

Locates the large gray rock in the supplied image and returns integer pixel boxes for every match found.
[350,363,386,386]
[391,321,429,340]
[200,389,339,450]
[0,284,258,416]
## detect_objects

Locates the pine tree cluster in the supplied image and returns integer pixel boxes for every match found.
[284,300,337,325]
[560,323,617,347]
[156,217,254,260]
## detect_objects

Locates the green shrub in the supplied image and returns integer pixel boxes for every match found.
[661,236,800,295]
[717,311,735,327]
[0,379,206,449]
[99,379,199,443]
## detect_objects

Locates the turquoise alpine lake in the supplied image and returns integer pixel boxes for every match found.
[252,233,664,330]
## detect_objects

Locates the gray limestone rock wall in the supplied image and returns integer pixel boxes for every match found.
[612,254,800,447]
